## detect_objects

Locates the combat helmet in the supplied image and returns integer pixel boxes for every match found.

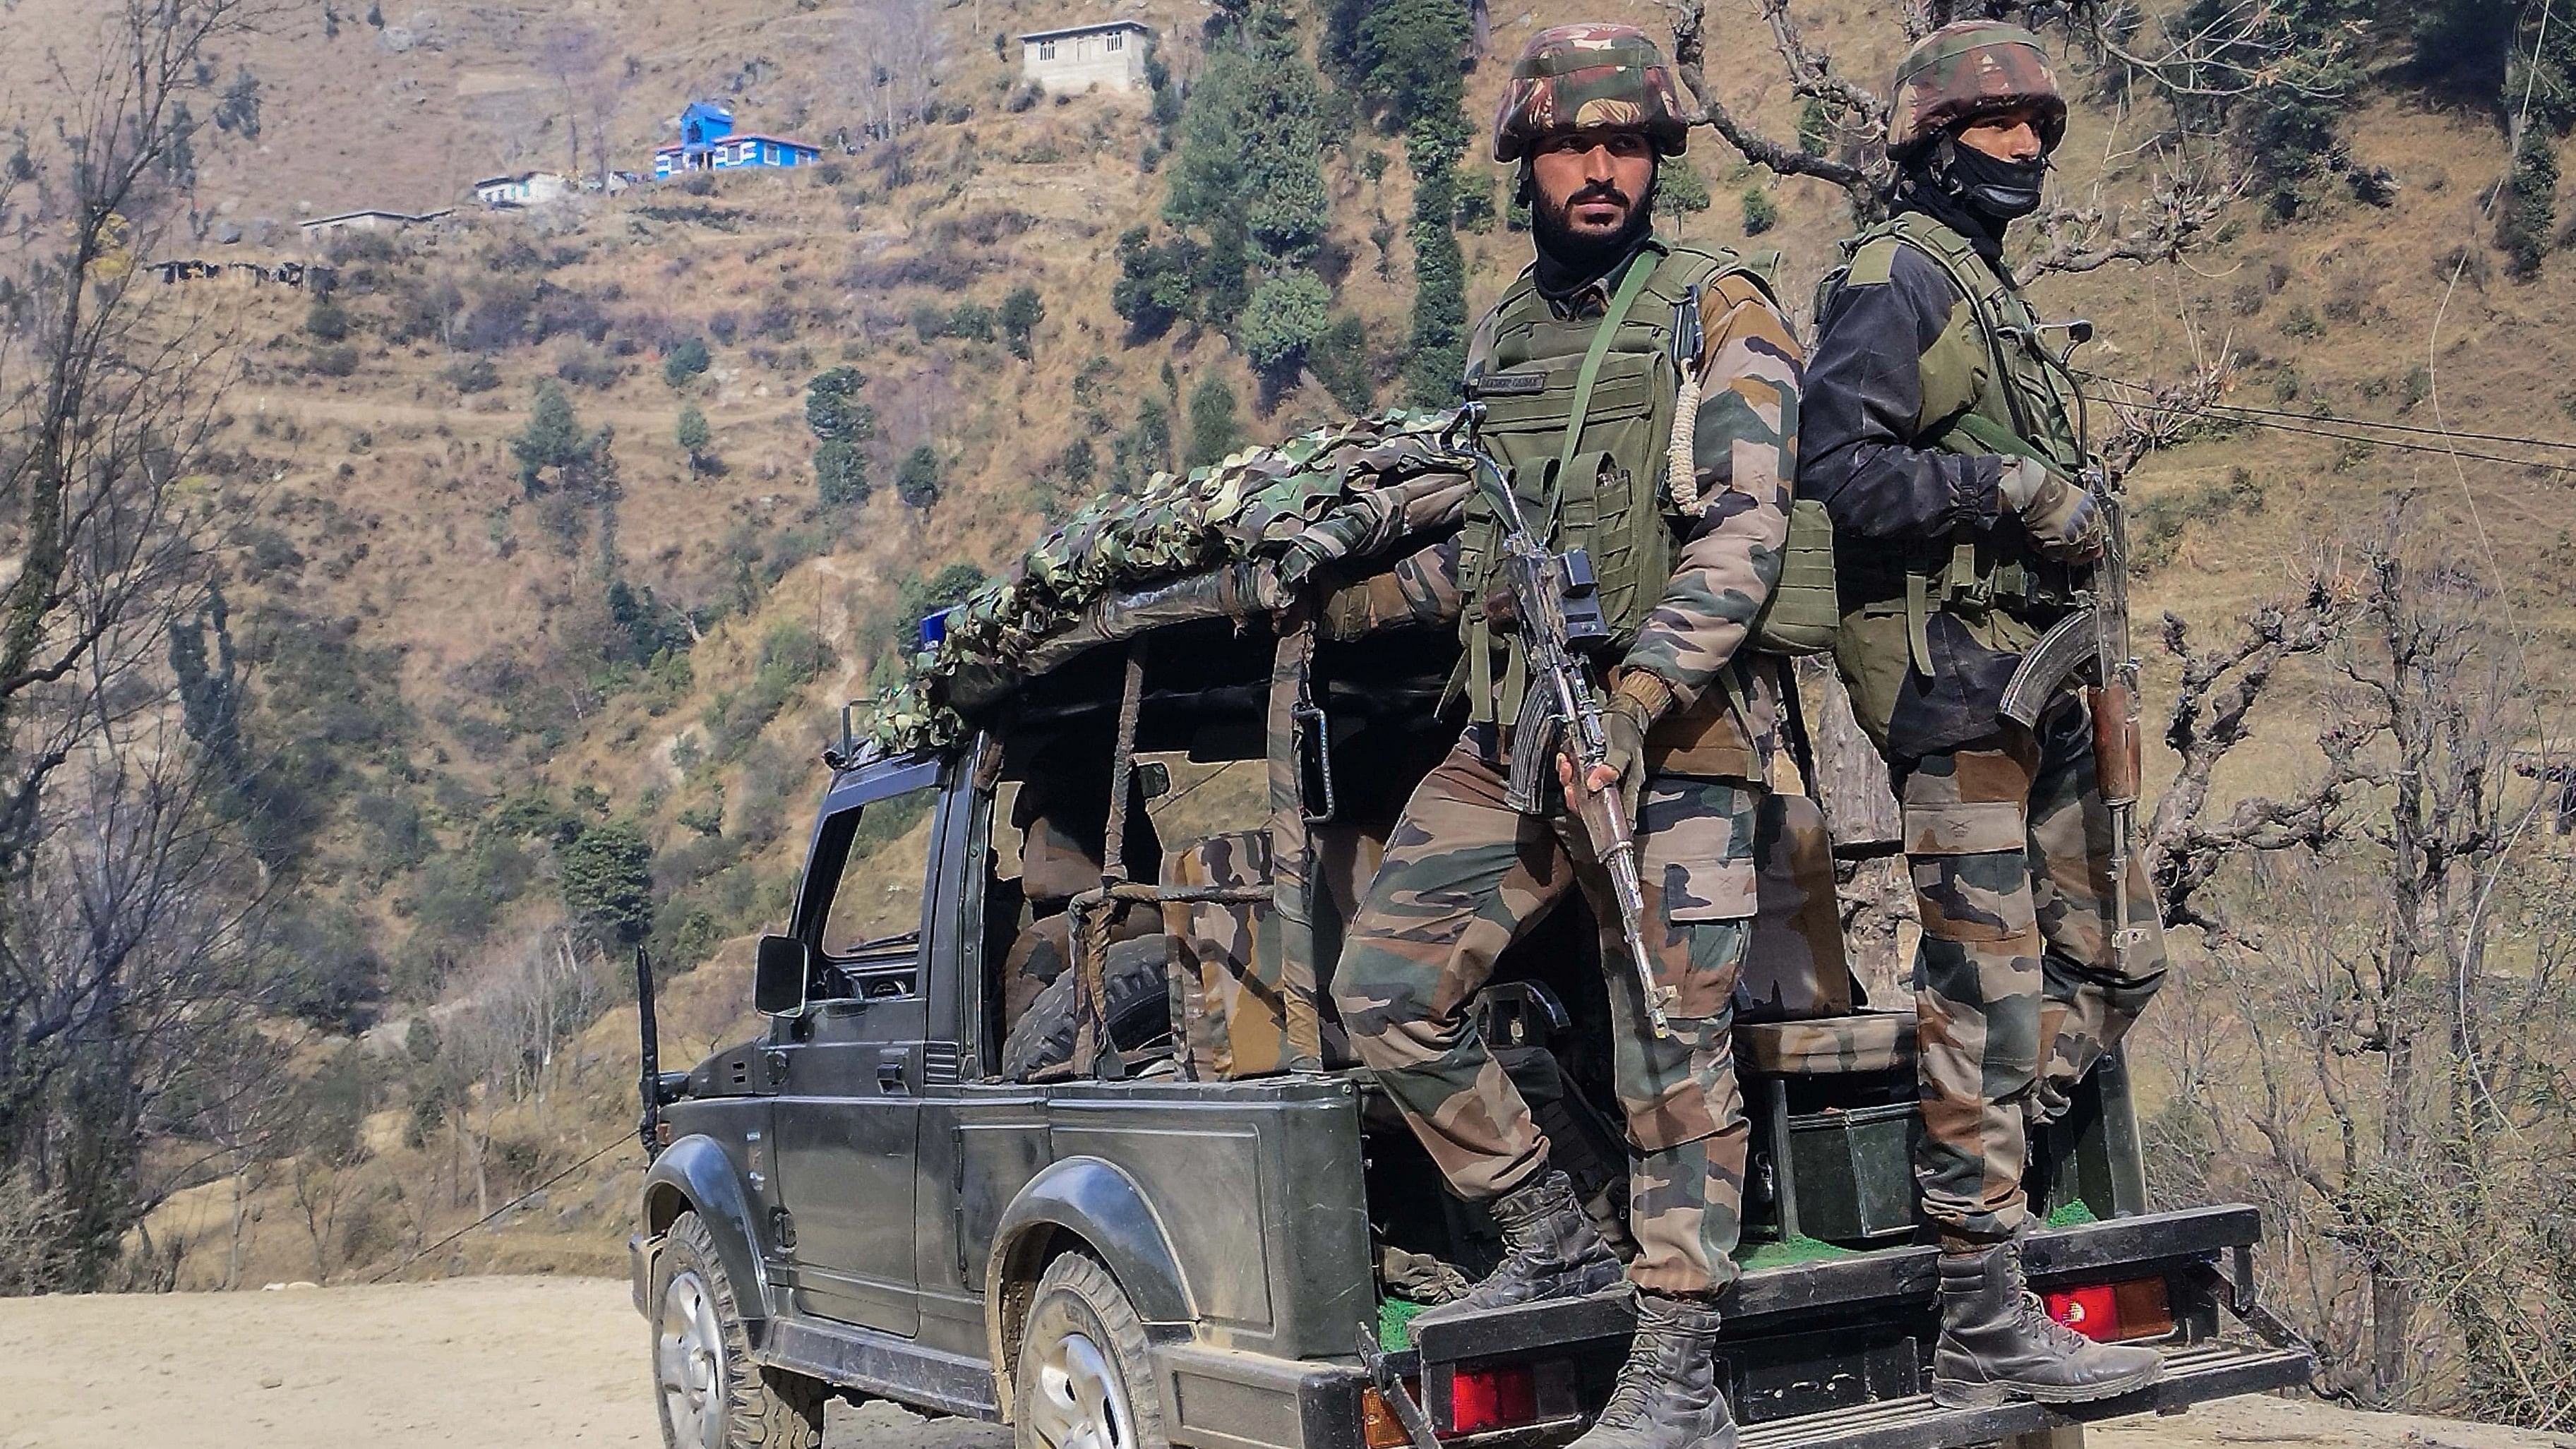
[1492,23,1691,163]
[1885,21,2066,159]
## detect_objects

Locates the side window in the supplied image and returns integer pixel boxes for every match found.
[815,783,940,966]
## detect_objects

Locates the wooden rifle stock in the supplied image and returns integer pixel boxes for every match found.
[2090,680,2140,806]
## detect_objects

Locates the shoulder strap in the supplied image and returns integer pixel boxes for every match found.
[1549,248,1662,503]
[1881,212,2037,444]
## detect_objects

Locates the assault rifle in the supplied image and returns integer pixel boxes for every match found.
[1455,407,1672,1038]
[1950,414,2147,962]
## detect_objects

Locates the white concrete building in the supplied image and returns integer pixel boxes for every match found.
[472,171,573,208]
[1018,20,1151,96]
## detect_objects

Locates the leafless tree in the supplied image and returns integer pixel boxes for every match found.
[537,21,614,185]
[843,0,947,145]
[0,0,275,1292]
[1661,0,2325,273]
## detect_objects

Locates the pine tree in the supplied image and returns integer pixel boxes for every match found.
[896,445,942,510]
[1187,378,1244,467]
[675,405,710,474]
[510,380,595,491]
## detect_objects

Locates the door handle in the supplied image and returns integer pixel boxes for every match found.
[876,1059,910,1095]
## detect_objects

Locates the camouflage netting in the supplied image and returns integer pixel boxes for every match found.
[863,409,1476,755]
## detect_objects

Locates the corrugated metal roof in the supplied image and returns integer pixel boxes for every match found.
[1017,19,1151,42]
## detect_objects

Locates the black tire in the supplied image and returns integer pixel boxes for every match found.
[650,1211,825,1449]
[1001,937,1171,1081]
[1014,1253,1168,1449]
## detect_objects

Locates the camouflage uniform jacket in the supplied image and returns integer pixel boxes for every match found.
[1801,208,2086,761]
[1420,241,1804,780]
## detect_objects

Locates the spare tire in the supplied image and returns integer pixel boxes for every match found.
[1002,935,1173,1081]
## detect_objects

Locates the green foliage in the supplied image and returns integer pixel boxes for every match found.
[1403,152,1468,407]
[1167,6,1329,261]
[1000,285,1044,359]
[305,299,352,342]
[561,820,654,946]
[1110,397,1175,492]
[1186,377,1244,467]
[815,440,870,507]
[1354,0,1470,132]
[1309,315,1374,413]
[1112,225,1200,339]
[702,623,837,757]
[883,563,992,662]
[1659,160,1711,217]
[947,301,995,343]
[895,445,942,510]
[675,404,710,470]
[445,356,501,394]
[661,335,712,387]
[213,66,261,137]
[803,366,870,443]
[1238,270,1332,377]
[508,380,597,490]
[1739,185,1779,236]
[604,579,693,665]
[1059,437,1096,486]
[2500,132,2560,279]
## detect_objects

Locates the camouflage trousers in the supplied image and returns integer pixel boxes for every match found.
[1332,735,1762,1297]
[1902,692,2169,1245]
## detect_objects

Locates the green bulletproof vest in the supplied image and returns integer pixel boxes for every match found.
[1455,239,1760,722]
[1819,210,2090,675]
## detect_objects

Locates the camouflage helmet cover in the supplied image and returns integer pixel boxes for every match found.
[1492,23,1691,163]
[1886,21,2067,157]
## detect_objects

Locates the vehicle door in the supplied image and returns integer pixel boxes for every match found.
[769,755,947,1335]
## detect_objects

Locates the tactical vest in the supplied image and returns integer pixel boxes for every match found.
[1817,210,2088,676]
[1456,239,1778,723]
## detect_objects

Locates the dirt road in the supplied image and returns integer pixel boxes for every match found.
[1,1277,2563,1449]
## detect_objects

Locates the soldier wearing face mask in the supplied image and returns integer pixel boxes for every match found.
[1799,22,2169,1412]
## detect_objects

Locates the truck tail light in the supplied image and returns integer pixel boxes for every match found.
[1446,1363,1538,1436]
[2044,1276,2174,1342]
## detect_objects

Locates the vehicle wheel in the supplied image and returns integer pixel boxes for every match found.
[1002,937,1172,1081]
[651,1210,825,1449]
[1014,1253,1167,1449]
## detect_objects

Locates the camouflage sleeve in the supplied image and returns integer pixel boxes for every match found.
[1799,245,2006,539]
[1318,534,1462,639]
[1618,278,1801,711]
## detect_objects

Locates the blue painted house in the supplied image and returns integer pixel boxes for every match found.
[653,101,822,179]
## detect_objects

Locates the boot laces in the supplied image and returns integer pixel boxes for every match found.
[1593,1313,1713,1430]
[2017,1291,2098,1354]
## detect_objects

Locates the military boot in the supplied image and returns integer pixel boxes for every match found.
[1566,1294,1735,1449]
[1930,1239,2163,1408]
[1411,1170,1622,1330]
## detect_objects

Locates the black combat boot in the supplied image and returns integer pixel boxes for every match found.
[1930,1239,2163,1408]
[1566,1293,1735,1449]
[1411,1170,1622,1329]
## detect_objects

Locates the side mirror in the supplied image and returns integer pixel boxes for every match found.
[1134,760,1170,800]
[755,934,814,1016]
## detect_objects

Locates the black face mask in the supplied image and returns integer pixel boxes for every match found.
[1529,160,1659,296]
[1940,139,2048,223]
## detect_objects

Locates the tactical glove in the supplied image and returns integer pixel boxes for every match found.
[2000,457,2105,565]
[1562,673,1667,823]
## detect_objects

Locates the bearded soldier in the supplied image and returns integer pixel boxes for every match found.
[1329,24,1802,1449]
[1799,23,2168,1407]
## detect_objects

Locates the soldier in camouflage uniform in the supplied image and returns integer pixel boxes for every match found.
[1798,22,2166,1409]
[1329,25,1803,1449]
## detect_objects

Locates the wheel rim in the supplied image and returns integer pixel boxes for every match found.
[1026,1323,1134,1449]
[657,1269,726,1449]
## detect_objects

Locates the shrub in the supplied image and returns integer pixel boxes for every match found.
[805,366,870,442]
[305,299,352,341]
[1309,314,1373,414]
[1186,378,1242,467]
[661,335,712,387]
[1658,160,1712,216]
[895,445,942,510]
[1058,437,1095,485]
[560,820,654,946]
[553,342,621,389]
[1739,185,1779,236]
[1110,225,1201,339]
[947,301,995,343]
[306,343,361,377]
[445,356,501,393]
[815,440,870,507]
[675,404,710,472]
[2500,133,2559,280]
[999,285,1044,359]
[1238,269,1331,378]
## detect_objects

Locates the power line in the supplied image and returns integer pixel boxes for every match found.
[366,1134,630,1285]
[2078,371,2576,455]
[2078,373,2576,473]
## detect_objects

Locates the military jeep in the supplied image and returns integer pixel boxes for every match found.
[628,414,2308,1449]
